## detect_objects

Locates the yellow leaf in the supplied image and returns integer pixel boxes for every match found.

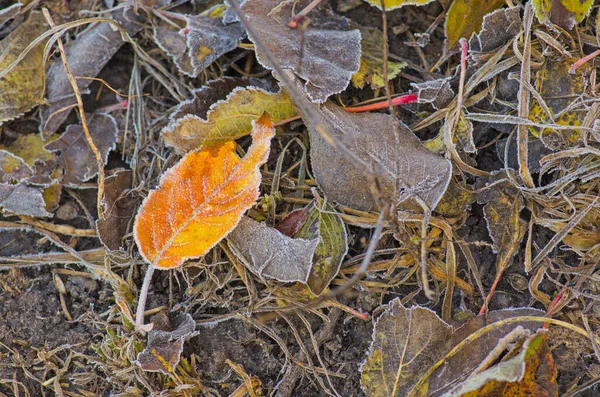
[163,87,296,153]
[532,0,593,29]
[352,27,406,89]
[444,0,505,54]
[362,0,434,11]
[0,11,48,125]
[134,114,275,269]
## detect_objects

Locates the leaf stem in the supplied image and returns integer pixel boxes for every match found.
[288,0,324,28]
[135,264,156,332]
[569,48,600,73]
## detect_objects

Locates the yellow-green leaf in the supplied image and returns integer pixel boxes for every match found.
[444,0,505,54]
[362,0,434,11]
[352,27,406,89]
[532,0,593,29]
[163,87,297,153]
[0,11,48,125]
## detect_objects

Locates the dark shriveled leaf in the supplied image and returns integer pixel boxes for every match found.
[240,0,361,103]
[304,102,452,212]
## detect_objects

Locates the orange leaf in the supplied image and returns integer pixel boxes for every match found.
[134,113,274,269]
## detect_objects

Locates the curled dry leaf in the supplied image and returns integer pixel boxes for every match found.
[304,102,451,212]
[532,0,593,29]
[153,6,245,78]
[352,26,406,89]
[45,113,119,186]
[240,0,361,103]
[163,85,296,153]
[41,8,144,135]
[137,313,197,374]
[134,114,275,269]
[0,11,48,126]
[444,0,505,55]
[228,216,319,283]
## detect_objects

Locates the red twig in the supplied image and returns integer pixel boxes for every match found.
[288,0,324,28]
[343,93,418,113]
[570,49,600,73]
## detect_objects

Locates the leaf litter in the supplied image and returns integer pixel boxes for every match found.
[0,0,599,395]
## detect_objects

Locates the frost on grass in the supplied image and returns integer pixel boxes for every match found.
[45,114,118,186]
[153,6,245,78]
[240,0,361,103]
[304,102,452,212]
[228,216,319,283]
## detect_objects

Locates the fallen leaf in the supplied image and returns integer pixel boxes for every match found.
[45,113,119,186]
[0,11,48,125]
[361,0,435,11]
[134,113,275,269]
[228,216,319,283]
[411,77,454,110]
[40,8,144,135]
[0,151,32,183]
[137,313,197,374]
[360,299,454,397]
[444,0,505,55]
[532,0,593,29]
[0,133,58,185]
[97,169,140,252]
[469,7,521,53]
[294,199,348,295]
[275,207,310,237]
[153,5,245,78]
[163,86,296,153]
[0,183,52,217]
[241,0,361,103]
[454,110,477,153]
[528,58,589,149]
[304,102,452,212]
[435,181,474,218]
[352,26,406,89]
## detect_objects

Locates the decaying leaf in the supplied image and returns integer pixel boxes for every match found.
[360,299,454,397]
[97,169,140,252]
[0,11,48,126]
[528,58,589,149]
[153,5,245,78]
[435,181,475,218]
[304,102,452,212]
[45,113,119,186]
[440,331,557,397]
[240,0,361,103]
[0,133,58,186]
[532,0,593,29]
[228,216,319,283]
[352,26,406,89]
[0,183,52,217]
[41,8,143,135]
[412,78,454,110]
[444,0,505,54]
[469,7,521,53]
[134,114,275,269]
[361,0,435,11]
[137,313,197,374]
[0,151,32,183]
[163,86,296,153]
[454,110,477,154]
[294,199,348,294]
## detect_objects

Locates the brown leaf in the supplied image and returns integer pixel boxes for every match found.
[0,183,52,217]
[96,169,140,252]
[469,7,521,53]
[228,216,319,283]
[305,102,452,212]
[45,113,119,186]
[240,0,361,103]
[411,78,454,110]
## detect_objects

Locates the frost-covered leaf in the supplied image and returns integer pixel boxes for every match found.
[45,113,119,186]
[361,0,435,11]
[240,0,361,103]
[454,110,476,153]
[360,299,453,397]
[0,11,48,126]
[97,169,140,252]
[294,199,348,295]
[163,86,296,153]
[0,183,52,217]
[137,313,197,374]
[352,26,406,89]
[134,114,274,269]
[435,181,474,218]
[532,0,593,29]
[0,133,58,185]
[0,151,32,183]
[528,58,588,149]
[444,0,505,54]
[411,78,454,110]
[228,216,319,283]
[41,8,143,135]
[153,6,245,78]
[304,102,452,212]
[469,7,521,53]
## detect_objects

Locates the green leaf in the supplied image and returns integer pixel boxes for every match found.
[444,0,505,54]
